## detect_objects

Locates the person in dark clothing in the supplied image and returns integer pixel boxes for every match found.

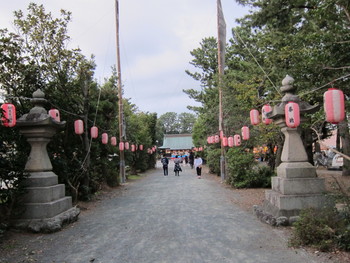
[174,155,182,176]
[188,151,194,169]
[161,155,169,176]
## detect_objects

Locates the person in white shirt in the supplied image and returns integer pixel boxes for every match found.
[194,155,203,179]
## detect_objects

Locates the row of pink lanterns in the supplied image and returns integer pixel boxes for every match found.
[250,88,345,127]
[73,119,149,151]
[207,126,250,147]
[1,88,346,131]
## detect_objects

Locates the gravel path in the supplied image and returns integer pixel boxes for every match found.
[0,162,337,263]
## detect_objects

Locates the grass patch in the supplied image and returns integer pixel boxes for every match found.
[127,174,144,180]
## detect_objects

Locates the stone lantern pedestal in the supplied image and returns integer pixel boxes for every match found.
[14,90,79,232]
[254,76,331,225]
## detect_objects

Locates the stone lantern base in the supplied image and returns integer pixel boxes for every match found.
[13,171,80,233]
[254,162,331,226]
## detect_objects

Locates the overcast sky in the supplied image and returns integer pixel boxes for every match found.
[0,0,249,115]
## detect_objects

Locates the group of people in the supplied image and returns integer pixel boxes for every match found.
[160,152,203,179]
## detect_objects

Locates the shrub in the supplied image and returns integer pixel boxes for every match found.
[226,148,274,188]
[206,148,221,175]
[289,207,349,252]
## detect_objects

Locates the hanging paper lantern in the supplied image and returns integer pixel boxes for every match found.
[324,88,345,124]
[119,142,124,151]
[220,130,224,140]
[285,102,300,128]
[250,109,260,125]
[262,104,273,125]
[102,133,108,144]
[241,126,250,140]
[199,146,203,151]
[214,135,220,143]
[152,146,156,152]
[110,136,117,146]
[74,120,84,135]
[139,145,144,151]
[131,144,136,152]
[49,109,60,122]
[1,103,16,127]
[222,136,228,147]
[207,136,211,144]
[234,134,241,146]
[90,126,98,139]
[228,136,234,147]
[124,141,130,150]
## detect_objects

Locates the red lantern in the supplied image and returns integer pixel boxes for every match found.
[234,135,241,146]
[90,126,98,139]
[285,102,300,128]
[110,136,117,146]
[214,135,220,143]
[49,109,60,122]
[262,104,272,125]
[74,120,84,135]
[228,136,234,147]
[222,136,228,147]
[250,109,260,125]
[1,103,16,127]
[324,88,345,124]
[241,126,250,140]
[119,142,124,151]
[102,133,108,144]
[139,145,144,151]
[124,141,130,150]
[131,144,136,152]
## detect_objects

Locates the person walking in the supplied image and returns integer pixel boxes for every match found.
[194,155,203,179]
[188,151,194,169]
[161,155,169,176]
[174,155,182,176]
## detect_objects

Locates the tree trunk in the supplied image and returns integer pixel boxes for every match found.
[339,117,350,176]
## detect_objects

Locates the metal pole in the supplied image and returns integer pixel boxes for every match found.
[115,0,126,184]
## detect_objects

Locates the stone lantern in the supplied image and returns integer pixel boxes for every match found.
[15,89,79,232]
[254,75,331,225]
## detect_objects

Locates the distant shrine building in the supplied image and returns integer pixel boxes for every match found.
[159,134,194,159]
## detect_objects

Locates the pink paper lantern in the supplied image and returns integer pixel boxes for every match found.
[220,130,224,140]
[250,109,260,125]
[90,126,98,139]
[102,133,108,144]
[131,144,136,152]
[119,142,124,151]
[74,120,84,135]
[207,136,211,144]
[222,136,228,147]
[110,136,117,146]
[124,141,130,150]
[234,134,241,146]
[139,145,144,151]
[49,109,60,122]
[228,136,234,147]
[285,102,300,128]
[262,104,273,125]
[214,135,220,143]
[241,126,250,140]
[324,88,345,124]
[1,103,16,127]
[199,146,203,151]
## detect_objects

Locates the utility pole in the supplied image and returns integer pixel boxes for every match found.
[115,0,126,184]
[217,0,226,181]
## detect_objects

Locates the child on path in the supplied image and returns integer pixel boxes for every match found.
[194,155,203,179]
[174,155,182,176]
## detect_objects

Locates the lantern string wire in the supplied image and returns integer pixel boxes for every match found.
[298,73,350,97]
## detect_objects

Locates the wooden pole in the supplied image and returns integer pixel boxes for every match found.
[217,0,226,181]
[115,0,126,184]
